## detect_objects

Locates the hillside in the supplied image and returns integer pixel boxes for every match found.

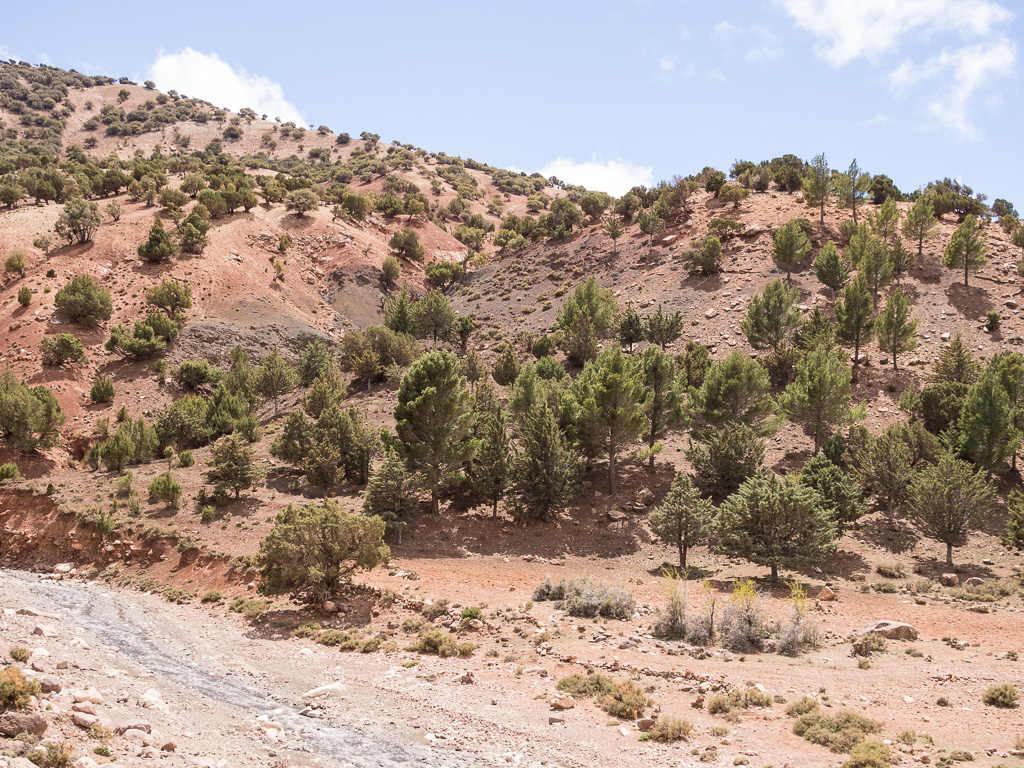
[1,62,1023,768]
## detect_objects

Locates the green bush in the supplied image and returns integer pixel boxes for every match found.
[786,696,820,717]
[842,741,892,768]
[986,310,1001,332]
[532,576,634,619]
[173,360,222,390]
[90,374,115,403]
[793,710,884,752]
[982,683,1019,708]
[201,590,222,603]
[17,286,31,306]
[178,449,195,467]
[0,666,41,711]
[9,646,29,663]
[318,630,358,650]
[421,598,450,621]
[641,716,693,742]
[0,462,20,483]
[708,688,774,715]
[409,628,475,658]
[54,274,112,326]
[40,333,88,367]
[359,637,382,653]
[556,672,651,719]
[148,471,182,507]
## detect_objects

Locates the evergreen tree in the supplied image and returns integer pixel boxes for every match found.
[145,279,192,318]
[902,197,939,258]
[302,362,347,418]
[870,197,901,243]
[838,158,870,225]
[362,447,418,544]
[255,349,296,417]
[473,405,512,518]
[741,279,801,353]
[297,338,334,387]
[603,216,625,255]
[716,472,837,582]
[205,433,265,498]
[1012,220,1024,260]
[411,289,457,346]
[772,219,812,281]
[556,277,617,336]
[640,346,683,468]
[943,215,988,287]
[687,423,765,496]
[876,287,918,370]
[689,350,777,436]
[617,306,645,353]
[957,368,1022,475]
[859,235,893,309]
[801,153,832,226]
[137,219,177,263]
[491,344,521,386]
[644,304,683,350]
[930,334,981,385]
[889,238,915,284]
[798,453,866,534]
[850,428,915,524]
[989,351,1024,470]
[1002,490,1024,550]
[812,241,850,301]
[394,350,477,515]
[835,276,875,382]
[636,208,663,256]
[565,346,648,496]
[649,472,714,567]
[908,453,994,566]
[384,286,414,335]
[509,404,582,522]
[100,425,135,472]
[779,344,863,453]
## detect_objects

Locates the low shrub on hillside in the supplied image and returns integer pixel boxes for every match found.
[793,709,884,753]
[533,576,634,619]
[982,684,1019,709]
[0,666,41,711]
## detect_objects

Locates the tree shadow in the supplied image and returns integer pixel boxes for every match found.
[859,514,921,554]
[682,272,724,293]
[946,281,993,321]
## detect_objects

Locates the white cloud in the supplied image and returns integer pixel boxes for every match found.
[658,55,677,72]
[746,25,784,61]
[538,156,654,197]
[147,49,305,125]
[776,0,1013,65]
[860,113,891,126]
[713,21,741,39]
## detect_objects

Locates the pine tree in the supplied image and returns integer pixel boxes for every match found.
[802,153,832,226]
[930,334,981,385]
[908,453,994,566]
[603,216,625,255]
[875,286,918,370]
[742,279,801,353]
[644,304,683,350]
[835,276,875,382]
[384,286,414,335]
[394,350,477,515]
[1012,221,1024,260]
[649,472,714,567]
[566,346,648,496]
[889,238,915,284]
[362,447,418,544]
[687,423,766,496]
[989,351,1024,470]
[137,219,177,263]
[206,432,265,498]
[850,428,916,524]
[297,337,334,387]
[302,362,347,419]
[473,405,512,518]
[688,350,777,437]
[509,404,582,522]
[255,349,296,417]
[943,215,988,288]
[798,453,866,534]
[640,346,683,468]
[1002,490,1024,550]
[812,241,850,301]
[957,369,1022,475]
[100,425,135,472]
[838,158,870,225]
[716,472,837,582]
[617,306,645,353]
[902,197,939,258]
[412,289,456,346]
[870,197,901,243]
[779,344,863,453]
[859,235,893,310]
[636,208,663,256]
[491,344,521,386]
[772,220,812,281]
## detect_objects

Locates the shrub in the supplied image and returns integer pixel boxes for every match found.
[0,462,20,483]
[201,590,222,603]
[787,696,820,717]
[381,256,401,289]
[982,683,1019,709]
[54,275,112,326]
[842,741,892,768]
[0,666,41,711]
[179,449,195,467]
[90,374,115,403]
[719,580,767,652]
[115,472,134,497]
[986,310,1001,332]
[951,579,1013,602]
[9,646,29,663]
[533,576,634,619]
[148,471,182,507]
[422,598,451,621]
[875,563,905,579]
[25,741,73,768]
[17,286,31,306]
[360,637,382,653]
[461,606,482,620]
[409,628,475,657]
[793,710,884,752]
[708,688,774,715]
[681,234,723,274]
[642,716,693,742]
[389,228,424,261]
[4,248,28,276]
[601,679,653,719]
[851,632,887,656]
[40,333,88,367]
[173,360,222,390]
[557,673,618,699]
[319,630,358,650]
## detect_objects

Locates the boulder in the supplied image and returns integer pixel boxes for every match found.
[38,675,61,693]
[607,510,628,522]
[17,607,55,618]
[302,682,345,699]
[858,621,918,640]
[964,577,984,586]
[32,624,58,638]
[817,586,837,601]
[114,718,152,735]
[635,488,655,507]
[637,717,657,732]
[939,573,959,587]
[549,693,575,711]
[73,688,105,705]
[72,712,99,729]
[0,712,48,737]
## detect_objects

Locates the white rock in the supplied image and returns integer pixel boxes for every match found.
[73,688,105,705]
[301,682,346,699]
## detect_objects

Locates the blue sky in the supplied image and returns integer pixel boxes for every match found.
[4,1,1021,204]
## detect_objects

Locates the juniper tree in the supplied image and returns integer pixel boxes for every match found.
[908,453,994,566]
[688,350,777,437]
[205,432,265,499]
[835,276,875,382]
[989,352,1024,470]
[772,220,812,281]
[649,472,714,567]
[742,279,801,353]
[394,350,477,515]
[779,344,863,453]
[850,428,915,524]
[716,472,837,582]
[362,447,418,544]
[565,346,648,496]
[255,349,296,417]
[640,346,683,468]
[802,153,832,226]
[875,287,918,371]
[137,219,176,263]
[1012,221,1024,260]
[902,197,939,259]
[603,216,625,255]
[297,338,334,387]
[957,368,1022,475]
[412,289,457,346]
[812,241,850,301]
[617,306,645,353]
[797,453,866,534]
[509,404,582,522]
[145,279,192,318]
[472,404,512,518]
[687,423,766,496]
[645,304,683,350]
[491,344,520,386]
[943,215,987,288]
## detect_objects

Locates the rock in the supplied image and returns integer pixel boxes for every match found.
[121,728,152,745]
[549,694,575,710]
[139,747,159,759]
[607,510,628,522]
[73,688,105,704]
[139,688,164,708]
[637,717,657,732]
[548,716,565,725]
[964,577,984,586]
[32,624,58,638]
[72,712,99,729]
[38,675,61,693]
[760,638,777,653]
[53,563,74,573]
[692,696,705,709]
[817,586,837,601]
[858,621,918,640]
[73,758,99,768]
[17,607,55,618]
[115,718,152,735]
[302,682,346,699]
[940,573,960,587]
[458,672,475,684]
[524,666,549,677]
[0,712,48,737]
[5,758,38,768]
[72,702,98,715]
[1005,299,1018,309]
[161,740,178,752]
[635,487,655,507]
